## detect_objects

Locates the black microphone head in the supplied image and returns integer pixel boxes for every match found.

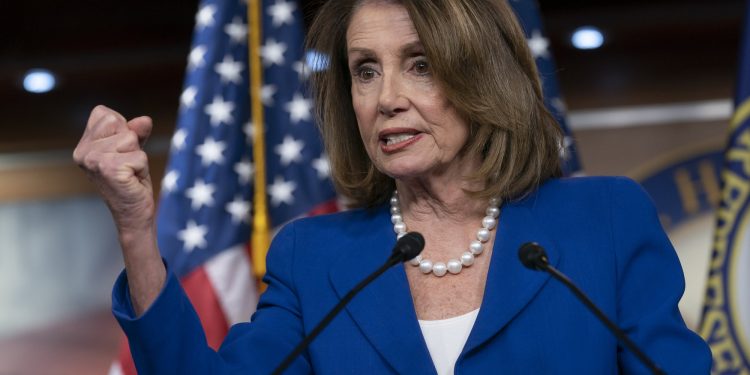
[395,232,425,262]
[518,242,549,271]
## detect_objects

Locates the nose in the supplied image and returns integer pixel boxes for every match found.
[378,73,409,117]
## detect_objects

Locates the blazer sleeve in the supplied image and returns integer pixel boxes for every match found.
[111,222,312,375]
[609,177,712,374]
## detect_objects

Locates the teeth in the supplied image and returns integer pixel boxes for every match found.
[385,134,415,145]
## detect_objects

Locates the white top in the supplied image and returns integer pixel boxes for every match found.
[418,309,480,375]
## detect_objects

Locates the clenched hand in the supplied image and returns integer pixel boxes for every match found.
[73,105,165,315]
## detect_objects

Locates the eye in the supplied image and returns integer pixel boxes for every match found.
[413,60,430,75]
[353,66,378,82]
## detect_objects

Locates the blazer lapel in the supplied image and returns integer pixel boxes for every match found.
[463,199,561,354]
[328,205,436,375]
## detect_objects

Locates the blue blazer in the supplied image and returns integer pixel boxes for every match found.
[113,177,711,374]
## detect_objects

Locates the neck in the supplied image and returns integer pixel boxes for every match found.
[390,183,500,278]
[395,179,486,225]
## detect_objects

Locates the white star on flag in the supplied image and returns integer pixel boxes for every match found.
[161,170,179,194]
[196,137,227,166]
[171,128,188,152]
[261,38,287,66]
[527,29,550,59]
[292,60,310,81]
[180,86,198,110]
[312,156,330,179]
[284,93,312,124]
[261,84,278,106]
[275,136,304,166]
[268,176,297,206]
[188,45,208,71]
[132,2,341,374]
[225,196,251,223]
[195,5,217,30]
[215,55,245,84]
[185,179,216,210]
[224,17,248,44]
[267,0,297,27]
[234,158,254,185]
[177,220,208,252]
[205,95,235,126]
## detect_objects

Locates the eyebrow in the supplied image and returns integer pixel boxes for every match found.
[347,47,375,59]
[347,41,425,59]
[400,41,424,57]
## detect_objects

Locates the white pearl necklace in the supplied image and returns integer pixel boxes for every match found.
[390,191,501,277]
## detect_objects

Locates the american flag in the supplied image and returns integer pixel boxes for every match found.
[109,0,337,373]
[510,0,583,176]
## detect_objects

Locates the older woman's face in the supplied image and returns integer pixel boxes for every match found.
[346,1,472,181]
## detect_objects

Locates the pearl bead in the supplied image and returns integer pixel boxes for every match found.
[461,252,475,266]
[394,222,406,234]
[477,228,490,242]
[482,216,497,230]
[447,259,462,274]
[470,240,483,255]
[486,206,500,218]
[419,260,433,274]
[410,254,422,266]
[391,189,500,278]
[432,262,447,277]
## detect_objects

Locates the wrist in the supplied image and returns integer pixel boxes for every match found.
[118,223,157,252]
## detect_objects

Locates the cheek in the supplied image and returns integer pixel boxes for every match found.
[352,91,375,113]
[352,97,376,137]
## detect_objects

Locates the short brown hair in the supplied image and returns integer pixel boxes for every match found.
[306,0,562,208]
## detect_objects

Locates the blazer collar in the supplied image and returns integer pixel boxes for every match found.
[329,204,436,374]
[328,197,560,372]
[463,197,560,354]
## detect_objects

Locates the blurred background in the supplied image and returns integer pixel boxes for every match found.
[0,0,743,373]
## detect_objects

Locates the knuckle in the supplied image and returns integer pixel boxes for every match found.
[72,148,82,163]
[124,131,139,147]
[98,112,127,130]
[135,150,148,163]
[116,131,141,152]
[82,152,102,171]
[89,106,119,127]
[89,105,109,120]
[100,113,120,127]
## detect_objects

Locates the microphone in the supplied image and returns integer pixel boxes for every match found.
[517,242,666,375]
[385,231,425,265]
[271,232,425,375]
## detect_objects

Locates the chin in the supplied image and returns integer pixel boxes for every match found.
[379,162,433,180]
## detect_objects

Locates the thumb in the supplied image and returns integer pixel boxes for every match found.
[127,116,153,147]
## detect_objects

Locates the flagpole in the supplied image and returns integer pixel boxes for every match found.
[248,0,271,285]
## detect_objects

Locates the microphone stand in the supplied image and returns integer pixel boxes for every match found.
[271,256,400,375]
[543,263,666,375]
[519,242,666,375]
[271,232,424,375]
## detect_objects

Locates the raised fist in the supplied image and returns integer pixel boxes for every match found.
[73,105,155,236]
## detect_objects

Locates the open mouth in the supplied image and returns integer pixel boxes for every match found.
[383,133,417,146]
[379,129,423,152]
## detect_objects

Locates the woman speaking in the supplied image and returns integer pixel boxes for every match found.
[73,0,711,373]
